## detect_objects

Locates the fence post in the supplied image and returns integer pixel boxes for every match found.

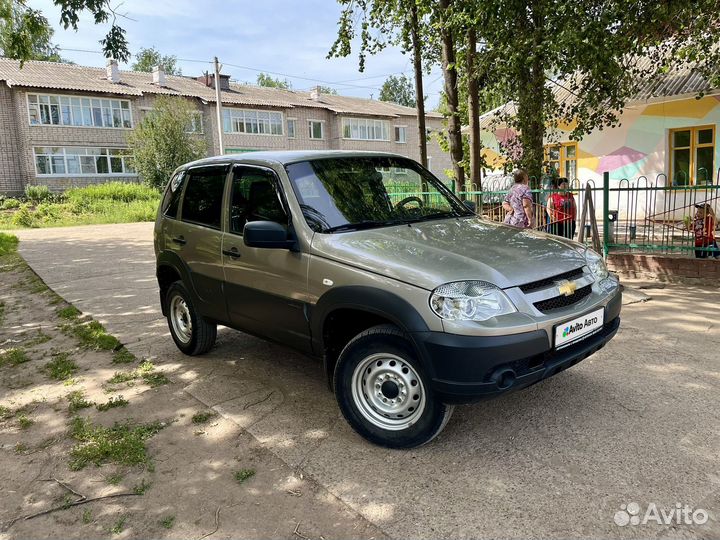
[602,171,610,258]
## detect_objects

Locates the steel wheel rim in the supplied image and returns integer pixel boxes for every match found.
[351,353,426,431]
[170,295,192,344]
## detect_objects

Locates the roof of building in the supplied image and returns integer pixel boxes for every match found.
[0,58,441,118]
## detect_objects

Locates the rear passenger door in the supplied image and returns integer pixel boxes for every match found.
[174,165,230,323]
[222,165,311,352]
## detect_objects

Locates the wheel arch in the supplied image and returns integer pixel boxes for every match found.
[156,251,195,316]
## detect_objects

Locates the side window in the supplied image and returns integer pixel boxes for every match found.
[161,171,186,219]
[229,168,287,235]
[180,167,227,229]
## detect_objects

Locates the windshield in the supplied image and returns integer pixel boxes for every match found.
[285,156,473,233]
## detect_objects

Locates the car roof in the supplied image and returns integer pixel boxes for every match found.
[180,150,409,170]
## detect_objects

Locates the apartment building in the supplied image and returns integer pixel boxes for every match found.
[0,58,451,194]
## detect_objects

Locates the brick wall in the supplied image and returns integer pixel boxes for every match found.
[0,84,25,194]
[608,253,720,284]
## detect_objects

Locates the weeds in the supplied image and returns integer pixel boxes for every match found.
[191,411,217,424]
[0,348,30,366]
[161,516,175,529]
[96,396,129,411]
[23,330,52,347]
[0,405,12,419]
[17,413,33,429]
[0,233,19,255]
[82,509,93,524]
[107,371,137,384]
[133,478,151,495]
[44,352,78,380]
[64,320,120,351]
[106,361,169,388]
[68,417,165,470]
[110,516,126,535]
[234,468,256,484]
[57,305,81,319]
[24,184,52,203]
[67,390,94,413]
[107,473,124,485]
[112,347,136,364]
[14,442,28,453]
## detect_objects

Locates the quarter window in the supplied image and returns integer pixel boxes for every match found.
[161,171,186,218]
[28,93,132,128]
[222,108,283,135]
[33,147,134,176]
[229,168,287,235]
[670,126,715,185]
[308,120,324,140]
[181,167,227,229]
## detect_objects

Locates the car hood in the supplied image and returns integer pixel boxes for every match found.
[310,217,587,290]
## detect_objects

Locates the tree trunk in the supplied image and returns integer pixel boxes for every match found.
[439,0,465,190]
[466,27,482,191]
[409,1,428,168]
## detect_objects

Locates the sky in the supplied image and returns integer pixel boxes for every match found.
[28,0,444,108]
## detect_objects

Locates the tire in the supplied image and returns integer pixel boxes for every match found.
[165,281,217,356]
[333,324,454,449]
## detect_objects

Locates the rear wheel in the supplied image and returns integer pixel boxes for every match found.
[165,281,216,355]
[334,324,453,448]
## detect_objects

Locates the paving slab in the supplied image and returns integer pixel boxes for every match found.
[13,222,720,539]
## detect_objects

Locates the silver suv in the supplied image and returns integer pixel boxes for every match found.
[154,151,621,448]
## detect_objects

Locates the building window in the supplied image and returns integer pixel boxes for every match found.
[187,112,204,134]
[394,126,407,143]
[670,126,715,185]
[342,117,389,141]
[544,142,577,179]
[33,147,135,176]
[287,118,296,139]
[308,120,324,140]
[28,93,132,128]
[222,108,283,135]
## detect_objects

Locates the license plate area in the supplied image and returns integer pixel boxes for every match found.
[554,308,604,349]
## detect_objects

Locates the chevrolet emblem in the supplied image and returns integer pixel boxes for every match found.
[557,280,577,297]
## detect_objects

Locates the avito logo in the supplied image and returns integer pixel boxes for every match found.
[562,316,599,338]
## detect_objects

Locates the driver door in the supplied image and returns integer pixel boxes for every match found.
[221,165,312,352]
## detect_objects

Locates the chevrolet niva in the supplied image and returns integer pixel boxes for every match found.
[154,151,621,448]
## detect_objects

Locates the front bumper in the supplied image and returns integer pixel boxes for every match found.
[411,291,622,404]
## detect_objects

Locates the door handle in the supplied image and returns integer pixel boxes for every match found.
[222,247,241,259]
[172,236,187,246]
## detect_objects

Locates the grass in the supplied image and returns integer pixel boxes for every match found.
[191,411,217,424]
[112,347,136,364]
[23,330,52,347]
[96,396,129,411]
[0,405,12,419]
[64,320,120,351]
[67,390,94,413]
[107,371,137,384]
[57,305,81,319]
[0,233,19,255]
[133,478,151,495]
[0,301,5,326]
[107,473,124,485]
[68,416,165,471]
[110,516,127,535]
[0,183,160,230]
[17,413,34,429]
[82,509,93,524]
[107,361,169,388]
[0,348,30,367]
[233,468,256,484]
[161,516,175,529]
[44,352,78,380]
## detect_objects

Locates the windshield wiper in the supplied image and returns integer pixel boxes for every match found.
[402,211,463,224]
[324,220,404,233]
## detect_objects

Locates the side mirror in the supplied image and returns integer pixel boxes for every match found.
[243,221,295,249]
[463,200,477,213]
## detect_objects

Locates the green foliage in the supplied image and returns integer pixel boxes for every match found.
[132,46,180,75]
[379,74,417,107]
[44,352,77,380]
[1,197,20,209]
[161,516,175,529]
[58,305,81,319]
[24,184,51,202]
[110,516,126,535]
[67,390,93,413]
[66,320,120,350]
[0,233,18,255]
[233,468,255,484]
[108,371,137,384]
[11,204,36,227]
[17,413,33,429]
[0,348,29,366]
[82,509,93,524]
[191,411,216,424]
[128,96,207,190]
[68,416,165,470]
[96,395,129,411]
[65,182,158,205]
[133,478,151,495]
[112,347,136,364]
[315,85,338,95]
[256,72,291,89]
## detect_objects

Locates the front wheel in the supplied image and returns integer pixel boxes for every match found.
[165,281,217,356]
[333,324,454,448]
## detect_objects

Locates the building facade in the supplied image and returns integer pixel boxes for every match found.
[0,58,452,194]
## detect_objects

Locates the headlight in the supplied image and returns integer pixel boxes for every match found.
[584,248,608,280]
[430,281,517,321]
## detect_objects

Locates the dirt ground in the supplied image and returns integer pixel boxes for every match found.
[0,248,384,539]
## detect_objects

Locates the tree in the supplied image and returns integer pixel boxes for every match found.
[0,7,66,62]
[1,0,130,64]
[316,85,338,95]
[132,47,180,75]
[379,74,416,107]
[256,72,292,89]
[127,97,206,190]
[330,0,432,166]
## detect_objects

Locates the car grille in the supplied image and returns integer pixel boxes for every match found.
[533,285,592,313]
[519,267,585,293]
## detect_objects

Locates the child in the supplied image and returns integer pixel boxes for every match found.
[547,178,577,239]
[693,203,719,259]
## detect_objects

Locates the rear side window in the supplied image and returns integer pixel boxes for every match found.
[180,167,227,229]
[161,171,186,219]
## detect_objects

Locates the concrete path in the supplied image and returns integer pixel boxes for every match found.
[14,223,720,539]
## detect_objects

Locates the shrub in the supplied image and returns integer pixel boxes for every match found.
[65,182,159,205]
[0,233,18,255]
[24,184,52,202]
[11,204,37,228]
[1,198,21,210]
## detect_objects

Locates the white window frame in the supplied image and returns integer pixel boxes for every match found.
[33,146,136,177]
[341,117,390,141]
[27,92,133,129]
[394,125,407,144]
[308,119,325,140]
[222,108,284,136]
[287,117,297,139]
